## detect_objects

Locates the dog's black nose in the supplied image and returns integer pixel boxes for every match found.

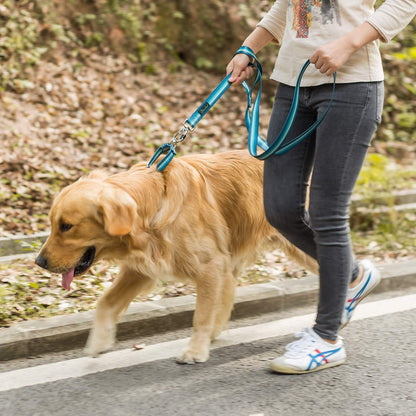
[35,255,48,270]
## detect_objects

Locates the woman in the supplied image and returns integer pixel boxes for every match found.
[226,0,416,374]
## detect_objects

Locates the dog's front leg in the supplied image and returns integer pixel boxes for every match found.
[86,267,155,357]
[86,300,117,357]
[176,274,222,364]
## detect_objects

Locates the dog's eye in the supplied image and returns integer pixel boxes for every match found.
[60,223,73,233]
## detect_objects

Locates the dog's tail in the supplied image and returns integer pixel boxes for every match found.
[267,232,319,275]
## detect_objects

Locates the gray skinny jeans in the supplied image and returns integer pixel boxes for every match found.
[263,81,384,340]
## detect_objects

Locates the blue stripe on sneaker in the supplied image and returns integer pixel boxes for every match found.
[345,272,372,319]
[307,347,343,371]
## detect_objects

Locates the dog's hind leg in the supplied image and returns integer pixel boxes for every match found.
[86,266,155,357]
[176,269,224,364]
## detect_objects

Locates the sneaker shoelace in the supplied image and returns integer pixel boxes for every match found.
[284,328,317,358]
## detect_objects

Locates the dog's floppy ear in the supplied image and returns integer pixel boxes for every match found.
[99,185,137,236]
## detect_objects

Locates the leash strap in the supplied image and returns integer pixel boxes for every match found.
[148,46,336,170]
[243,58,336,160]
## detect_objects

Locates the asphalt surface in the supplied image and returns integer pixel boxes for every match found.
[1,287,415,416]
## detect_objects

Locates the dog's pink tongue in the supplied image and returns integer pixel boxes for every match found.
[62,269,75,291]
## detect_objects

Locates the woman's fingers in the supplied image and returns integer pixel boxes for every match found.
[227,54,252,85]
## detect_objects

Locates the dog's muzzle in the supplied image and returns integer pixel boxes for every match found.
[35,254,48,270]
[35,246,96,275]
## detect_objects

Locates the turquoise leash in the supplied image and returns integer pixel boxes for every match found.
[148,46,336,171]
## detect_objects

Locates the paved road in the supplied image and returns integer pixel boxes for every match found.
[1,289,416,416]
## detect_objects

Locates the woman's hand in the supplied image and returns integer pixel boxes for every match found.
[226,27,274,85]
[310,37,355,76]
[226,53,255,85]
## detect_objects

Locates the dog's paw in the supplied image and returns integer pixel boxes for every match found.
[85,327,115,357]
[176,348,209,364]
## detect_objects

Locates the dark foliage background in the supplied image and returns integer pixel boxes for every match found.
[0,1,414,325]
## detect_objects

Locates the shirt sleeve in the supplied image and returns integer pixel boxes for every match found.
[367,0,416,42]
[256,0,288,44]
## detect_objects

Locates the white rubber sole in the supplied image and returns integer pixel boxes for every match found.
[270,357,346,374]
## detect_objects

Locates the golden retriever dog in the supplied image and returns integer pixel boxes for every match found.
[35,150,316,363]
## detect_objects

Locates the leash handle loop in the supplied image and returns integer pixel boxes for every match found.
[233,50,337,160]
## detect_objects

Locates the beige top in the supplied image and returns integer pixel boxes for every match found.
[258,0,416,86]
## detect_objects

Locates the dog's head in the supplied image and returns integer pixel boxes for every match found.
[35,174,138,290]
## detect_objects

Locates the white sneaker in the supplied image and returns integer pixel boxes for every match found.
[270,328,346,374]
[341,260,381,329]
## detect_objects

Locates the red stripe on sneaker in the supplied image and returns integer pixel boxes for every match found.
[315,349,328,364]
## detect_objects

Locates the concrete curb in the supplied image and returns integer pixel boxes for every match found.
[0,233,48,258]
[1,260,416,361]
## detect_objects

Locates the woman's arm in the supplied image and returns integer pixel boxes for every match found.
[310,22,382,76]
[311,0,416,76]
[226,0,286,85]
[367,0,416,43]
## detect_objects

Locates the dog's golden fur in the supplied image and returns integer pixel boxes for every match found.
[37,150,317,363]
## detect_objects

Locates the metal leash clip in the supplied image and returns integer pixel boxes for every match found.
[170,121,194,146]
[147,121,194,172]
